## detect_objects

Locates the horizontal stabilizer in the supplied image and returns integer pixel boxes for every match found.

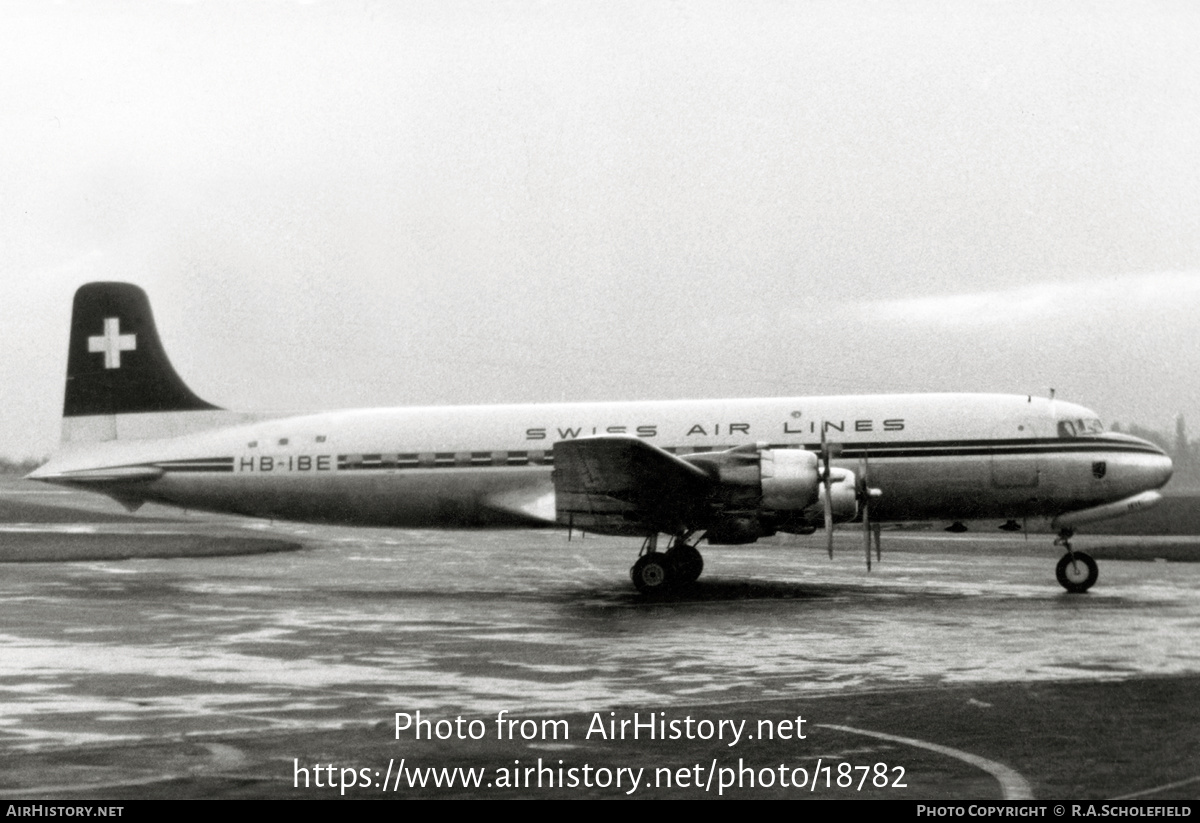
[33,465,165,484]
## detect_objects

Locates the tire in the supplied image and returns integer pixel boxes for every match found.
[631,554,672,594]
[1056,551,1098,593]
[667,544,704,585]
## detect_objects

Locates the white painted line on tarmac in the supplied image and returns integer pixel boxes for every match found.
[0,525,192,534]
[0,490,71,495]
[818,723,1033,800]
[6,743,250,795]
[1110,774,1200,799]
[202,742,248,770]
[9,774,179,795]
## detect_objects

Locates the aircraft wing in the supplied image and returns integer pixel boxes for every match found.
[552,436,714,536]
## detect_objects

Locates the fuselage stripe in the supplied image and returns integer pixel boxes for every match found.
[81,437,1163,477]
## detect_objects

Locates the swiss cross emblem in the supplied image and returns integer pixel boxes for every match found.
[88,318,137,369]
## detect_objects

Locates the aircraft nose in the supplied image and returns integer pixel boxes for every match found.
[1133,440,1174,489]
[1153,452,1174,489]
[1109,435,1174,491]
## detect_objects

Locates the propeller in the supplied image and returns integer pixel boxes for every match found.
[860,453,871,570]
[820,427,835,559]
[858,451,883,570]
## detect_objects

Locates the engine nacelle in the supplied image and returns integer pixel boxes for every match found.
[812,468,859,523]
[683,446,862,543]
[685,445,820,512]
[684,445,860,515]
[760,448,820,510]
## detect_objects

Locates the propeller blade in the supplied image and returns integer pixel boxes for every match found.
[824,489,834,558]
[860,454,871,571]
[821,427,834,559]
[863,498,871,570]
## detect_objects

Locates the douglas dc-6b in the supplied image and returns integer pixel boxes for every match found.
[30,283,1174,593]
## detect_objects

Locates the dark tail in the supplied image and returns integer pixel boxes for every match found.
[65,282,220,418]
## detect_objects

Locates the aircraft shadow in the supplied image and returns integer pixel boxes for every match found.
[576,577,882,605]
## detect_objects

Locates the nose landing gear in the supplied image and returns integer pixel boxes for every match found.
[1054,528,1098,593]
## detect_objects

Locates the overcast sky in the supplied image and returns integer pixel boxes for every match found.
[4,1,1200,459]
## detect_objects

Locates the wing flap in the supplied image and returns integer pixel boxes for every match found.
[552,436,713,536]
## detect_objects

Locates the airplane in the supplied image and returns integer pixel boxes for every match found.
[29,282,1174,594]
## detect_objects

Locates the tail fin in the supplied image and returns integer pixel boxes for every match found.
[65,282,220,419]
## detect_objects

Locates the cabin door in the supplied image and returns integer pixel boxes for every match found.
[990,417,1041,488]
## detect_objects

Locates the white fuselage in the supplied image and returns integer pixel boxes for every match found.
[32,393,1174,531]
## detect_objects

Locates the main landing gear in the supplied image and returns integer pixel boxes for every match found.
[630,533,704,594]
[1054,527,1098,594]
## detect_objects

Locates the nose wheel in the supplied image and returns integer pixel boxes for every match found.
[1056,551,1098,593]
[1054,528,1098,593]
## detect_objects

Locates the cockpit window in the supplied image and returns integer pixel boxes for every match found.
[1058,417,1104,438]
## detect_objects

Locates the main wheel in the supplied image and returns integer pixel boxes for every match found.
[1056,551,1098,593]
[631,554,672,594]
[667,544,704,584]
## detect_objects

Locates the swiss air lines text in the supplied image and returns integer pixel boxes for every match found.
[524,418,905,440]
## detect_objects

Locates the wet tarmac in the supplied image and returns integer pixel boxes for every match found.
[0,482,1198,799]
